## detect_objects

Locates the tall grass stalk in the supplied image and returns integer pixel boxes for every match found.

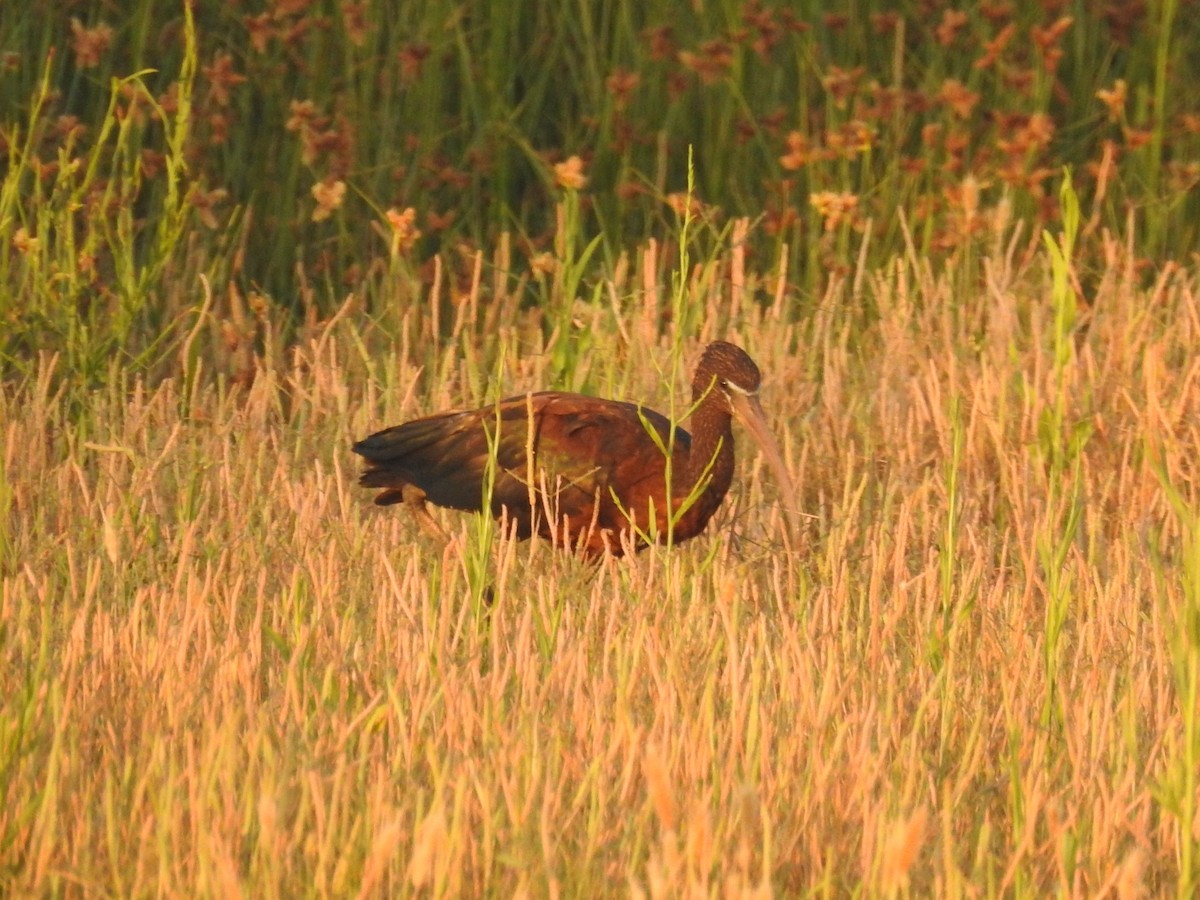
[1151,461,1200,897]
[1145,0,1179,255]
[549,183,606,390]
[1036,174,1088,732]
[933,393,965,676]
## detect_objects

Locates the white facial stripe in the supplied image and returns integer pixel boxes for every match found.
[723,380,757,396]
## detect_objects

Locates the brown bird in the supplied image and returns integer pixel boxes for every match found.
[353,341,796,557]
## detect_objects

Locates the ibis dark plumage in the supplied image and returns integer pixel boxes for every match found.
[353,341,795,557]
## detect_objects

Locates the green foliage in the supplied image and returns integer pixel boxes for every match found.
[1,6,200,382]
[2,1,1198,384]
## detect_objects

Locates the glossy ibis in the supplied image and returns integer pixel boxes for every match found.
[353,341,796,557]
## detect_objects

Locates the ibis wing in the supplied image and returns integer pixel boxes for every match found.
[512,395,692,532]
[354,395,558,513]
[354,391,692,542]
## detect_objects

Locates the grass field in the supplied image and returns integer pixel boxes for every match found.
[4,225,1200,894]
[3,1,1200,896]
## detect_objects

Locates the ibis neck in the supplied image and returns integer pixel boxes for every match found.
[680,393,735,500]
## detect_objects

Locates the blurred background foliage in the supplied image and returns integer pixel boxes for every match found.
[1,0,1197,380]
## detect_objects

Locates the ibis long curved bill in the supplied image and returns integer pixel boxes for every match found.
[727,387,799,533]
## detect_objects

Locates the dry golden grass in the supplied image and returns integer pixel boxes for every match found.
[3,233,1199,896]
